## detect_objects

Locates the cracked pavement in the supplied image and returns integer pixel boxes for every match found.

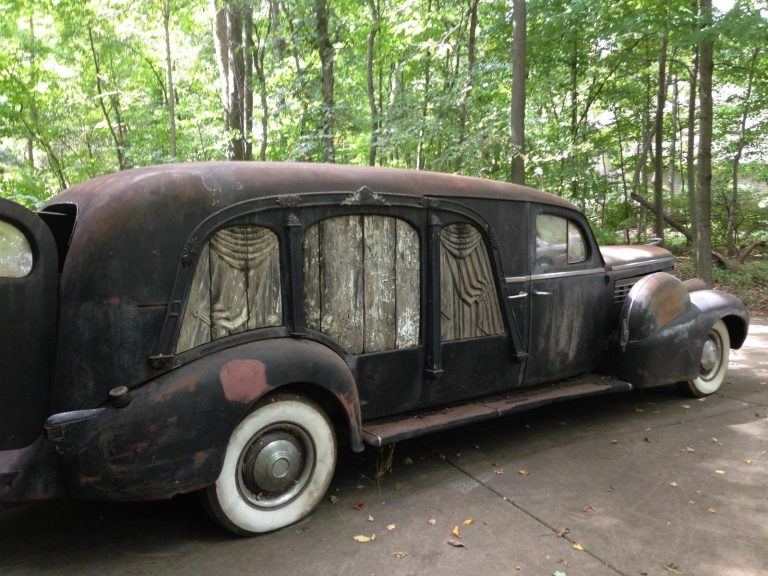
[1,320,766,576]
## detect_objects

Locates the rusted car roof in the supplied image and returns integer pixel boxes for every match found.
[48,162,577,215]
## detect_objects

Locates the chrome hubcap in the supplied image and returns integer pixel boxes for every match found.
[237,424,315,509]
[699,330,723,381]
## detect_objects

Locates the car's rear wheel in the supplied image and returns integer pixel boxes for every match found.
[678,319,730,398]
[204,395,336,535]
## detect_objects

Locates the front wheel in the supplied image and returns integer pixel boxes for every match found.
[204,395,337,535]
[678,319,730,398]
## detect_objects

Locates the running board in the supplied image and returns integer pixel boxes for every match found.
[362,375,632,447]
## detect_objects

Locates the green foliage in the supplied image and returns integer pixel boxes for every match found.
[0,0,766,256]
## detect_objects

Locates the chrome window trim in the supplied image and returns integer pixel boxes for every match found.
[505,267,606,283]
[608,257,675,272]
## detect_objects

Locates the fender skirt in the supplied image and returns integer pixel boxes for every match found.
[44,338,362,501]
[617,273,748,389]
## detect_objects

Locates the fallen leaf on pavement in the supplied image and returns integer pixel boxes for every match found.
[715,470,725,475]
[352,502,365,510]
[329,495,339,504]
[669,481,678,487]
[387,524,396,531]
[745,459,753,465]
[494,468,504,475]
[393,551,407,559]
[582,505,597,513]
[572,542,584,551]
[681,405,691,410]
[557,527,571,537]
[463,518,474,525]
[711,437,719,443]
[518,469,530,476]
[664,563,683,574]
[635,406,645,413]
[610,439,619,444]
[707,507,717,514]
[452,525,461,538]
[680,446,696,453]
[428,518,437,526]
[553,572,567,576]
[367,515,375,522]
[353,534,376,543]
[447,539,466,548]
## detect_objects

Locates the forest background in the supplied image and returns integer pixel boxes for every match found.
[1,0,766,311]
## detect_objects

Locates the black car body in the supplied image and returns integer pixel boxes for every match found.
[0,162,748,533]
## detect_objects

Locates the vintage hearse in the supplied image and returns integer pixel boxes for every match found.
[0,162,748,534]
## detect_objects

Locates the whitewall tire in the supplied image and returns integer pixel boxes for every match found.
[680,319,730,398]
[204,395,337,535]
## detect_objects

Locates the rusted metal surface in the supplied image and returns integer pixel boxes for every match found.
[363,375,632,446]
[0,162,749,507]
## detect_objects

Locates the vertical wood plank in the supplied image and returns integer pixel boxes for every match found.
[176,243,211,352]
[395,219,420,348]
[209,228,250,339]
[245,227,282,329]
[363,215,397,352]
[302,223,321,331]
[320,216,364,353]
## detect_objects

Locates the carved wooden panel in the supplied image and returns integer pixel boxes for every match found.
[177,225,281,352]
[303,215,420,354]
[440,223,504,341]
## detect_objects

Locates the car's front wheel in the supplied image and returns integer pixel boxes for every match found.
[204,395,337,535]
[679,319,730,398]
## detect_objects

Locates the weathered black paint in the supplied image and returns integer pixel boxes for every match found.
[0,162,750,505]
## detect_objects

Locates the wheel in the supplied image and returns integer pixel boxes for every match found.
[204,395,337,535]
[678,319,730,398]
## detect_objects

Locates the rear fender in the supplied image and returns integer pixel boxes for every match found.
[617,273,748,388]
[45,338,361,501]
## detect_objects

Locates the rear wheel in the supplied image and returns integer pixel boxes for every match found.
[678,320,730,398]
[204,395,337,535]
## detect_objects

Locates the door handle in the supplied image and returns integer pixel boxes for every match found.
[507,291,528,300]
[533,290,552,296]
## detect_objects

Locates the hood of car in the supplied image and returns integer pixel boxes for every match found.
[600,245,675,272]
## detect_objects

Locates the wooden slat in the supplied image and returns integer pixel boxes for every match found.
[395,219,420,348]
[302,224,321,331]
[320,216,364,354]
[363,215,397,352]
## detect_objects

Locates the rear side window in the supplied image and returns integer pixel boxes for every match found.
[176,225,282,352]
[302,215,420,354]
[535,214,587,271]
[440,223,504,341]
[0,220,33,278]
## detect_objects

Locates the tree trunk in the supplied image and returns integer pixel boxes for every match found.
[455,0,479,173]
[509,0,526,184]
[727,46,759,256]
[253,31,269,161]
[243,5,254,160]
[686,0,699,246]
[315,0,335,163]
[87,27,126,170]
[366,0,380,166]
[669,72,678,198]
[696,0,714,285]
[163,0,177,158]
[653,32,668,242]
[569,32,579,200]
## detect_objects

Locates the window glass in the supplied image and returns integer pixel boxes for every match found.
[567,220,587,263]
[177,225,282,352]
[535,214,587,270]
[0,220,33,278]
[440,223,504,341]
[303,215,420,354]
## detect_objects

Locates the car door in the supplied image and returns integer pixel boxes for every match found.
[424,204,524,406]
[0,199,59,450]
[525,204,608,384]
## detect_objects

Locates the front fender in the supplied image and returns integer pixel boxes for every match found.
[617,273,748,388]
[45,337,362,501]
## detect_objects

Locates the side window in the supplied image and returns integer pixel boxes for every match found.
[302,215,420,354]
[535,214,587,271]
[177,225,282,352]
[440,223,504,341]
[0,220,33,278]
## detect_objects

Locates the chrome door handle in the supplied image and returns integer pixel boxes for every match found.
[533,290,552,296]
[507,291,528,300]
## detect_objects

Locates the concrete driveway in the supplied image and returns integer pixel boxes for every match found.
[1,320,766,576]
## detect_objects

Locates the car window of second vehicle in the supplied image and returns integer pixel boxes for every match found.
[535,214,587,271]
